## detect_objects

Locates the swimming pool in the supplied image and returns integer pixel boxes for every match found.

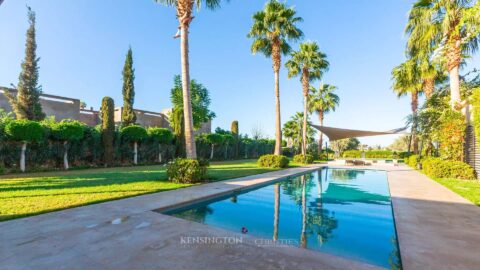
[163,168,401,269]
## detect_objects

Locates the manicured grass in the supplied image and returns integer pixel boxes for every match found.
[0,159,288,221]
[435,178,480,206]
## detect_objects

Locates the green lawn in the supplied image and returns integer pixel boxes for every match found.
[0,159,287,222]
[435,178,480,206]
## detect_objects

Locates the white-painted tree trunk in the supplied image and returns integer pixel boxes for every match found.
[20,142,26,172]
[63,141,69,170]
[210,144,214,159]
[133,141,138,165]
[158,144,162,163]
[450,66,461,109]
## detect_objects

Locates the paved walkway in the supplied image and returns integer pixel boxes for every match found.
[387,166,480,270]
[1,164,479,270]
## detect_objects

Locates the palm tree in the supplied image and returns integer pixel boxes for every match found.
[247,0,303,155]
[416,53,445,99]
[392,59,423,153]
[286,42,329,155]
[405,0,480,109]
[155,0,225,158]
[282,112,315,153]
[308,83,339,155]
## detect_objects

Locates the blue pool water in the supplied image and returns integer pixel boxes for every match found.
[164,168,401,269]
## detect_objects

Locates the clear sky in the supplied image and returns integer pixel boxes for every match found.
[1,0,478,146]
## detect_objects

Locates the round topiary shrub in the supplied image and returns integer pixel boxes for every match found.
[148,127,173,163]
[51,120,85,170]
[121,125,148,164]
[5,119,44,172]
[293,154,314,164]
[206,133,224,160]
[167,158,208,183]
[121,125,148,142]
[257,154,289,168]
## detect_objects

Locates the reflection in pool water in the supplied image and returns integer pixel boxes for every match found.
[165,168,401,269]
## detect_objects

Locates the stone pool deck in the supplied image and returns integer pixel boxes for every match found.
[1,164,479,270]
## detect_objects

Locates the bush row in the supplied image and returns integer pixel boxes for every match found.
[421,158,475,180]
[407,155,419,168]
[0,118,277,173]
[342,150,411,159]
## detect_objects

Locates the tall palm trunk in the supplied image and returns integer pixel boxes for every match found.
[318,110,324,155]
[178,1,197,159]
[20,142,27,172]
[272,40,282,155]
[411,91,419,154]
[447,35,462,109]
[63,141,69,170]
[424,78,435,99]
[300,175,307,248]
[301,69,309,155]
[273,184,280,241]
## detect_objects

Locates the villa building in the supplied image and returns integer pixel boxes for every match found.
[0,87,211,133]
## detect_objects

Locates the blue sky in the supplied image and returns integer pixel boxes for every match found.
[1,0,478,146]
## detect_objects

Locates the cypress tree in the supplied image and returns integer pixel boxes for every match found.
[6,7,45,121]
[231,120,239,159]
[121,47,136,126]
[101,97,115,166]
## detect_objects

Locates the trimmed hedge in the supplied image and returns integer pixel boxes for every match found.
[257,154,289,168]
[293,154,314,164]
[342,150,361,158]
[365,150,393,159]
[422,158,476,180]
[167,158,209,183]
[341,150,407,159]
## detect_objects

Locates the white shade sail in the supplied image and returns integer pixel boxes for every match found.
[311,125,408,141]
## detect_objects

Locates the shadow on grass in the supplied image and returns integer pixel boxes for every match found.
[0,171,169,192]
[0,185,187,222]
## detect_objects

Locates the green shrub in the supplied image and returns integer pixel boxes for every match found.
[293,154,314,164]
[121,125,148,142]
[5,120,44,142]
[407,155,419,168]
[148,127,173,144]
[51,120,85,141]
[365,150,393,159]
[398,152,412,159]
[257,154,289,168]
[342,150,361,158]
[167,158,208,183]
[422,158,475,180]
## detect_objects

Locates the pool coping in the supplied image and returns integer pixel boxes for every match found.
[1,164,479,269]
